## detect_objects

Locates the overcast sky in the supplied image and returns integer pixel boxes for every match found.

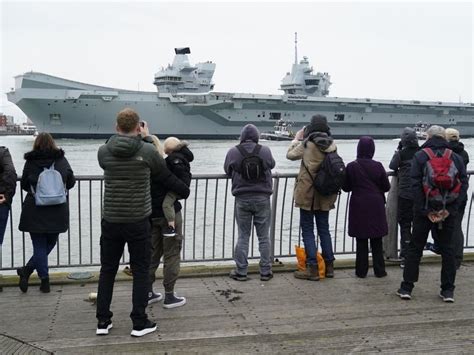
[1,1,473,121]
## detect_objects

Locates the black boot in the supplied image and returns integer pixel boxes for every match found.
[40,278,50,293]
[17,266,34,293]
[325,260,334,278]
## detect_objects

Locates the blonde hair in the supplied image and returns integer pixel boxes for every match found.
[116,108,139,133]
[150,135,164,157]
[445,128,460,142]
[163,137,181,155]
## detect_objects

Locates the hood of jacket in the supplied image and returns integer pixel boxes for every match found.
[240,124,259,143]
[401,128,418,148]
[304,132,334,152]
[448,140,465,154]
[105,134,144,158]
[170,141,194,163]
[24,149,65,161]
[357,136,375,159]
[421,136,449,150]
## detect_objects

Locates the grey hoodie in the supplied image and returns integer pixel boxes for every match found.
[224,124,275,197]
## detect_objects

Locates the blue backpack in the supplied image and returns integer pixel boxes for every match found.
[31,162,67,206]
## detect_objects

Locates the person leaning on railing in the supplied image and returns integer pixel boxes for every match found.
[286,114,337,281]
[17,133,76,294]
[0,145,17,293]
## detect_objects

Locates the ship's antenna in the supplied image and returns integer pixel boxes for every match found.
[294,32,298,64]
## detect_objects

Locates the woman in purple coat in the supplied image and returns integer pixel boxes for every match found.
[342,136,391,278]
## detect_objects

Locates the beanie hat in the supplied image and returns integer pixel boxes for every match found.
[303,114,330,138]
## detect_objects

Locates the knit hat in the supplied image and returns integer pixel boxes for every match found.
[303,114,330,138]
[445,128,460,142]
[400,127,418,147]
[240,124,259,143]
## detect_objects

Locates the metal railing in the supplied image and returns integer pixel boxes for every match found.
[0,171,472,271]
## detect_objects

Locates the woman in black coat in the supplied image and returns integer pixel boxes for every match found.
[17,133,75,293]
[342,136,391,278]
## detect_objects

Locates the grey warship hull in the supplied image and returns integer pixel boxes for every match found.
[7,72,474,139]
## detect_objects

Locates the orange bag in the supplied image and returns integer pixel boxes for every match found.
[295,245,326,279]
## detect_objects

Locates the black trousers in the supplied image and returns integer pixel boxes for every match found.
[355,238,385,277]
[402,214,456,292]
[432,204,466,268]
[397,197,414,259]
[96,218,151,327]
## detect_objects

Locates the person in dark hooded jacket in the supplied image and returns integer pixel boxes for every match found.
[224,124,275,281]
[16,133,75,294]
[389,128,420,264]
[397,126,468,302]
[0,146,17,246]
[343,136,391,278]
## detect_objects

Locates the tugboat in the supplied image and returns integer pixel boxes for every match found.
[414,122,430,140]
[260,120,295,141]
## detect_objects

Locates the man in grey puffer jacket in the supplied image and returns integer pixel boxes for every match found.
[224,124,275,281]
[96,108,172,337]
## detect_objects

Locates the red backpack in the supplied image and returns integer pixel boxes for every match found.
[422,148,461,210]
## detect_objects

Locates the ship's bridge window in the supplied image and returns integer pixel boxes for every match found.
[269,112,281,120]
[305,79,319,86]
[334,114,345,121]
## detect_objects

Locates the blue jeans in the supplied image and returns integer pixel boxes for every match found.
[0,204,10,245]
[26,233,59,279]
[234,196,272,275]
[300,209,335,265]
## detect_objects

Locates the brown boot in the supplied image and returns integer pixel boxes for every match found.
[294,264,320,281]
[325,260,334,278]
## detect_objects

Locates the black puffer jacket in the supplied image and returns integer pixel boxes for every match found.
[411,137,468,216]
[389,146,419,199]
[0,147,17,206]
[166,142,194,188]
[19,149,75,233]
[448,141,469,169]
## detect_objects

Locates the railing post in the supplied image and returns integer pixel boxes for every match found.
[270,173,280,263]
[384,175,399,260]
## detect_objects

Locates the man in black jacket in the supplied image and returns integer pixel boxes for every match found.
[397,126,468,303]
[389,128,419,266]
[445,128,469,269]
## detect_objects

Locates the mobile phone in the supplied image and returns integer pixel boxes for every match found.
[139,121,145,128]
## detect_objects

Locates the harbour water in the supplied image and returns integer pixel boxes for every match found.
[4,135,473,175]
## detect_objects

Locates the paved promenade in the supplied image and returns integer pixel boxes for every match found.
[1,262,474,354]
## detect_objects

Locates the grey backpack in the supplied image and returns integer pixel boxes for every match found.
[31,162,67,206]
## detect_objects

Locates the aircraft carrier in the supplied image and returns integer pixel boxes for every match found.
[6,38,474,139]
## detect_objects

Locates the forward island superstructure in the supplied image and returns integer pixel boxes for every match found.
[7,37,474,139]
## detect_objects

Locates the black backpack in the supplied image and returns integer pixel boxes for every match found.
[236,144,265,182]
[305,152,346,196]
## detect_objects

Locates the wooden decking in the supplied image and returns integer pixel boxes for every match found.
[1,262,474,354]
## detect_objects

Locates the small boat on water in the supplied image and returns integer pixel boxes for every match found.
[414,122,430,140]
[260,120,296,141]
